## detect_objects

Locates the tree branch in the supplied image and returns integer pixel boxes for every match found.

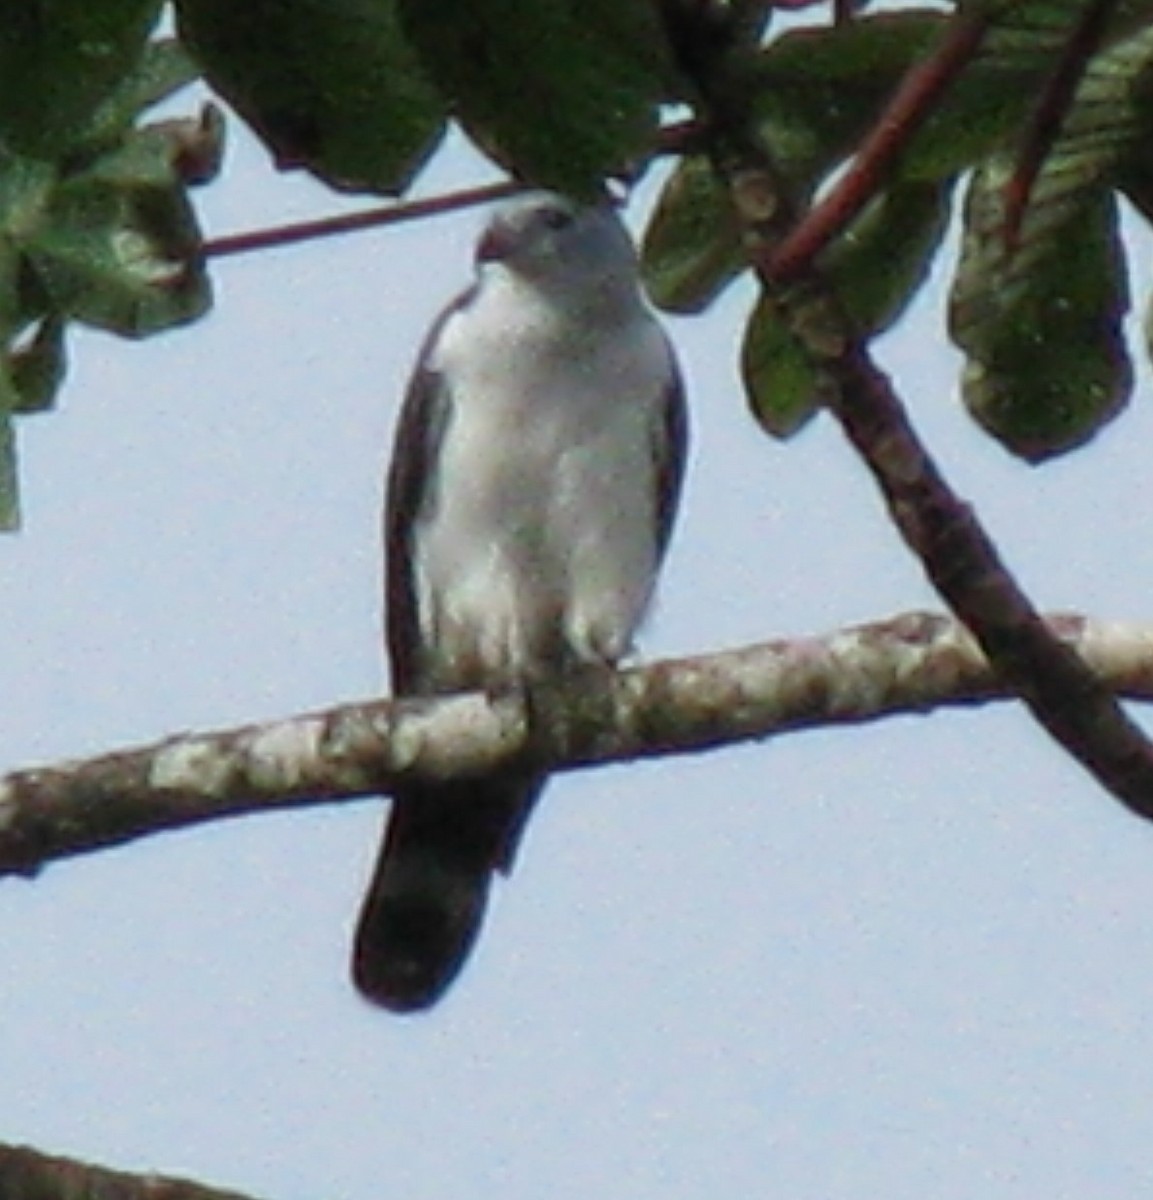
[201,180,521,260]
[201,120,709,261]
[0,1141,263,1200]
[3,614,1153,878]
[656,0,1153,817]
[1002,0,1117,248]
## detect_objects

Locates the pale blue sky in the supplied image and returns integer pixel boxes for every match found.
[2,101,1153,1199]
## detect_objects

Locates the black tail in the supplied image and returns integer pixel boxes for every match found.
[352,774,542,1013]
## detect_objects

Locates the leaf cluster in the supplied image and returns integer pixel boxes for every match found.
[4,0,1153,525]
[0,5,218,529]
[646,1,1153,458]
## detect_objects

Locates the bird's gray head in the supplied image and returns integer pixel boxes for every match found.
[475,191,639,302]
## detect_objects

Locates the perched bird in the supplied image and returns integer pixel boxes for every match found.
[353,190,688,1012]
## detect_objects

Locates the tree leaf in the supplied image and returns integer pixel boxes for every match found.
[951,179,1129,460]
[751,10,944,179]
[75,38,204,154]
[747,2,1153,193]
[741,291,835,439]
[752,11,996,187]
[0,384,19,531]
[0,233,26,531]
[21,150,211,338]
[0,159,56,333]
[175,0,446,195]
[7,319,67,416]
[948,19,1153,460]
[641,157,746,314]
[748,16,927,199]
[397,0,670,196]
[0,0,163,158]
[826,179,955,335]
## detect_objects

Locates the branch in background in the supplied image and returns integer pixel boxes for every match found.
[0,1142,262,1200]
[202,122,710,261]
[657,0,1153,815]
[3,614,1153,878]
[202,180,520,260]
[1002,0,1117,247]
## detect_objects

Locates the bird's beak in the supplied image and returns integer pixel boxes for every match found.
[476,222,515,264]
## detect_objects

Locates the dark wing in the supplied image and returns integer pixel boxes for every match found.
[385,292,472,695]
[364,294,545,1015]
[653,332,689,559]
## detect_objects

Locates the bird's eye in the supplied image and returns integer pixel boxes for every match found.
[541,207,575,232]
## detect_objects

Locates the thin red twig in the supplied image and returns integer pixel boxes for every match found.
[202,180,522,260]
[1002,0,1118,248]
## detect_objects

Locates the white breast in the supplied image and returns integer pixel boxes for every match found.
[415,275,675,683]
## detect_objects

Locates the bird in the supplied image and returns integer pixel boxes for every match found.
[352,189,688,1013]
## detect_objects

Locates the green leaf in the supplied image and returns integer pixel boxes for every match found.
[747,8,1072,189]
[751,12,963,188]
[7,318,67,415]
[826,179,955,335]
[82,114,226,192]
[753,11,946,91]
[641,157,746,315]
[919,0,1153,181]
[951,179,1129,460]
[25,168,211,337]
[0,158,56,333]
[751,10,944,182]
[398,0,669,196]
[732,175,953,437]
[0,0,163,158]
[175,0,446,194]
[948,19,1153,460]
[741,292,831,439]
[0,225,36,532]
[75,38,204,153]
[901,61,1035,183]
[966,0,1152,40]
[1,114,214,343]
[1,128,213,343]
[0,385,19,531]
